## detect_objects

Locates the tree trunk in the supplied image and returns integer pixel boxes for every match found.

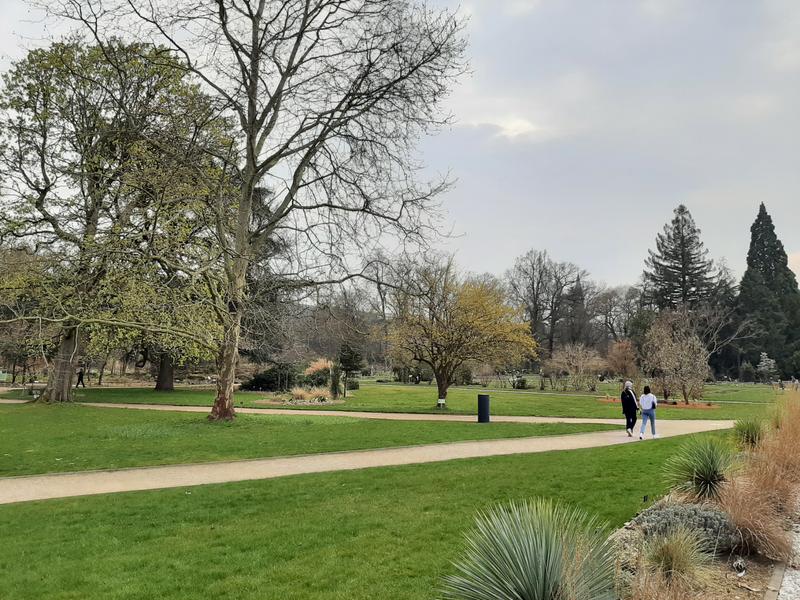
[10,358,16,385]
[210,312,241,421]
[98,359,107,386]
[40,327,79,403]
[155,353,175,392]
[435,371,450,404]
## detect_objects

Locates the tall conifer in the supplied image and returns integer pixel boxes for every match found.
[738,204,800,372]
[644,205,715,309]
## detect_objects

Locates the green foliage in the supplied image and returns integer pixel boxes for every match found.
[739,361,756,382]
[338,343,364,376]
[631,502,738,554]
[734,418,764,448]
[330,363,342,399]
[663,437,734,501]
[441,499,615,600]
[241,364,298,392]
[643,527,711,585]
[512,376,527,390]
[643,205,715,309]
[738,203,800,373]
[345,379,360,391]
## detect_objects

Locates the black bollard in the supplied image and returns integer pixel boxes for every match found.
[478,394,490,423]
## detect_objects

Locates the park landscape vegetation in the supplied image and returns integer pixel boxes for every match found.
[0,1,800,600]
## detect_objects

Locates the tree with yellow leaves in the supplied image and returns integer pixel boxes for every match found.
[390,259,537,406]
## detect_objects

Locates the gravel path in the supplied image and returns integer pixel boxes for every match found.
[0,417,732,505]
[777,524,800,599]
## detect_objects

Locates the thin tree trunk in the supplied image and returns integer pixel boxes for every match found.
[98,359,107,386]
[210,311,241,421]
[155,353,175,392]
[40,327,79,403]
[10,358,16,385]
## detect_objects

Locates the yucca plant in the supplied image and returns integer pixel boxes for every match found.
[643,527,711,586]
[441,499,615,600]
[663,437,734,501]
[734,418,764,449]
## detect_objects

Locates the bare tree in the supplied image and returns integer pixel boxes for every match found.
[48,0,467,419]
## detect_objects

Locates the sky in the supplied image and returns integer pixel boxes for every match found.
[2,0,800,286]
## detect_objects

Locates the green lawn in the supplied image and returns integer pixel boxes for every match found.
[2,381,779,420]
[0,431,727,600]
[0,403,616,476]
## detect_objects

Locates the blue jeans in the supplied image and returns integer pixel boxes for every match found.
[640,409,656,436]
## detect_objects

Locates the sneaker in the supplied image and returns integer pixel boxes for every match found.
[626,428,632,437]
[639,434,643,440]
[653,434,660,439]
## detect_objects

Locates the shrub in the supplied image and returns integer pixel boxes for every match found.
[345,379,360,391]
[330,363,342,399]
[240,364,298,392]
[630,502,738,554]
[441,498,615,600]
[663,437,734,501]
[454,366,473,386]
[290,387,331,403]
[719,478,791,559]
[512,377,527,390]
[738,361,756,383]
[642,527,710,586]
[733,418,764,449]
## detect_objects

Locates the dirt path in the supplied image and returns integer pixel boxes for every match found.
[0,417,732,505]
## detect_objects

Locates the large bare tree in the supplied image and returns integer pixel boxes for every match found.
[48,0,466,419]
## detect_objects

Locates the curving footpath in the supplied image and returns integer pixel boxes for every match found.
[0,410,732,505]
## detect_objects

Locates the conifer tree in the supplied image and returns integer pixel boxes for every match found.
[738,203,800,372]
[643,205,715,309]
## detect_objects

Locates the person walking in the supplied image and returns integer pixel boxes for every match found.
[621,380,639,437]
[639,385,658,440]
[76,367,86,389]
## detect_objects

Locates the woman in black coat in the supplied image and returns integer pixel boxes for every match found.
[621,381,639,437]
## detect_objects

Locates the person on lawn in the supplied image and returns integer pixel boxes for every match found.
[639,385,658,440]
[621,381,639,437]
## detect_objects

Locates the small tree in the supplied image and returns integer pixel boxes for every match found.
[338,343,364,398]
[642,311,710,403]
[757,352,779,383]
[390,259,537,406]
[606,340,638,381]
[546,344,606,391]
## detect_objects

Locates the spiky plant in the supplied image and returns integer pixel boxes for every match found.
[663,437,734,501]
[441,498,615,600]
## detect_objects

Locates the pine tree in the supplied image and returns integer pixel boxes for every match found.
[644,205,715,309]
[562,276,590,345]
[738,203,800,373]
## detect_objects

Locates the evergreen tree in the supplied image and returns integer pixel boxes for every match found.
[562,276,591,345]
[643,205,715,309]
[738,203,800,373]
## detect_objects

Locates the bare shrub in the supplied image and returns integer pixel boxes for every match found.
[719,479,791,560]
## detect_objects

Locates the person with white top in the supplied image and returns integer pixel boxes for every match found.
[639,385,658,440]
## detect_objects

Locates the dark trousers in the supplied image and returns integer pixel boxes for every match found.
[624,412,637,430]
[76,376,85,388]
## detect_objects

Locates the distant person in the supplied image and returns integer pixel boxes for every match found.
[76,367,86,388]
[639,385,658,440]
[621,380,639,437]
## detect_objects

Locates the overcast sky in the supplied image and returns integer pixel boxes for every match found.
[3,0,800,285]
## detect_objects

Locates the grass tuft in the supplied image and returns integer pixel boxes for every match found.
[663,437,734,501]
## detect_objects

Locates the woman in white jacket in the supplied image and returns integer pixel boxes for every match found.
[639,385,658,440]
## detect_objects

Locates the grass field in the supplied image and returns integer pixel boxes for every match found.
[0,431,726,600]
[5,381,776,420]
[0,403,616,476]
